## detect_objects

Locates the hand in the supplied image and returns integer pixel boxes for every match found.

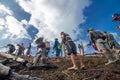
[52,50,54,54]
[85,44,89,48]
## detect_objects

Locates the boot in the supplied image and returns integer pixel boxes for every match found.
[42,59,46,65]
[33,54,41,66]
[103,51,116,65]
[105,60,116,65]
[113,51,120,61]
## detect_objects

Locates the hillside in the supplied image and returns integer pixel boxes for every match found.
[0,55,120,80]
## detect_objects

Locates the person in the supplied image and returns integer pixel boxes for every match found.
[112,13,120,22]
[60,32,70,57]
[78,41,84,55]
[25,43,32,60]
[116,26,120,30]
[16,44,22,56]
[103,32,120,49]
[103,32,120,61]
[60,32,85,70]
[45,41,50,60]
[33,37,46,66]
[52,38,61,62]
[20,43,25,56]
[7,44,15,54]
[88,28,118,65]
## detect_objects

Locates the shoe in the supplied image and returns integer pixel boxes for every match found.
[80,66,86,70]
[67,67,78,70]
[105,60,116,65]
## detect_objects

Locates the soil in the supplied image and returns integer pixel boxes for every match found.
[0,55,120,80]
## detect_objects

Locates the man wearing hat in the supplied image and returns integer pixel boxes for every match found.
[33,37,46,66]
[87,28,117,65]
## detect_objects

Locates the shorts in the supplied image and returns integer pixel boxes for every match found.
[66,41,77,55]
[56,49,61,57]
[96,39,110,51]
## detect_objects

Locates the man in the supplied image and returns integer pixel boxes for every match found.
[88,28,117,65]
[112,13,120,22]
[25,43,32,60]
[78,41,84,55]
[52,38,61,62]
[7,44,15,54]
[103,32,120,61]
[116,26,120,30]
[20,43,25,56]
[60,32,85,70]
[33,37,46,66]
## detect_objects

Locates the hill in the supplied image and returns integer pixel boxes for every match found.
[0,55,120,80]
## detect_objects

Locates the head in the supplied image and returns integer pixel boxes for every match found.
[60,32,64,35]
[7,44,11,46]
[21,43,24,45]
[39,37,43,42]
[55,38,58,41]
[88,28,94,33]
[60,32,65,39]
[116,26,120,30]
[103,31,107,35]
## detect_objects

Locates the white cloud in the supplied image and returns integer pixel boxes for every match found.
[16,0,91,42]
[0,4,30,46]
[5,16,29,39]
[0,4,13,16]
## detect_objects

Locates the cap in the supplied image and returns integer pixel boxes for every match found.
[88,28,94,32]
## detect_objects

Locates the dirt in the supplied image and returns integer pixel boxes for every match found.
[0,55,120,80]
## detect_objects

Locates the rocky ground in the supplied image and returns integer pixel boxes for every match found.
[0,55,120,80]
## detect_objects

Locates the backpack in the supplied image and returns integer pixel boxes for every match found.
[92,31,104,39]
[45,41,50,50]
[90,31,104,43]
[63,33,70,44]
[58,45,62,50]
[107,34,115,41]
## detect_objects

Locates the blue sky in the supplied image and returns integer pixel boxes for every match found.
[0,0,120,54]
[79,0,120,53]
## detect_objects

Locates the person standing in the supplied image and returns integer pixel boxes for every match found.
[52,38,61,62]
[25,43,32,60]
[60,32,85,70]
[20,43,25,57]
[88,28,116,65]
[7,44,15,54]
[78,41,84,55]
[33,37,46,66]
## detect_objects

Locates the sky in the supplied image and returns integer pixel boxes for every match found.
[0,0,120,55]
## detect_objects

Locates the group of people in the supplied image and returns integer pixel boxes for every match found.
[5,27,120,70]
[6,43,32,60]
[87,28,120,65]
[29,13,120,70]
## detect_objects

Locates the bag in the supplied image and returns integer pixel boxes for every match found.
[91,31,104,41]
[107,34,114,41]
[62,33,70,44]
[58,45,62,50]
[45,41,50,50]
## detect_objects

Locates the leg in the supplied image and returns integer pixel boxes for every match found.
[79,55,85,69]
[68,54,78,70]
[33,54,41,66]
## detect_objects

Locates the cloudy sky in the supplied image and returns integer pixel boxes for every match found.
[0,0,120,54]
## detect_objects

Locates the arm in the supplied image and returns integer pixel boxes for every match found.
[53,41,57,50]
